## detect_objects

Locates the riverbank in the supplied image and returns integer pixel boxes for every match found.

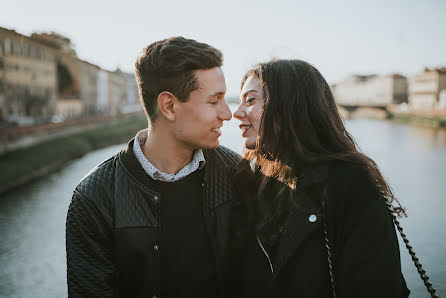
[389,111,446,128]
[0,112,147,195]
[338,106,446,129]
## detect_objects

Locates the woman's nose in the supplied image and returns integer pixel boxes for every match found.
[233,104,245,120]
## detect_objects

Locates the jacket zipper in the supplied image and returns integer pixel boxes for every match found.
[256,235,274,273]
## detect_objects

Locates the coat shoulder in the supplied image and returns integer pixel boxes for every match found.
[215,146,241,166]
[74,153,119,208]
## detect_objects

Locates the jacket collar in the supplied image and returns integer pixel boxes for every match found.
[118,138,233,213]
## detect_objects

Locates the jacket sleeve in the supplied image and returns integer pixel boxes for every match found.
[327,166,409,298]
[66,189,115,297]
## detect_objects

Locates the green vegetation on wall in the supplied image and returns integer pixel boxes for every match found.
[0,113,147,194]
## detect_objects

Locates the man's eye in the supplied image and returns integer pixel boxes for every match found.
[210,101,218,105]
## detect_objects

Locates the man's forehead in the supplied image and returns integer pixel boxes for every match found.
[195,68,226,93]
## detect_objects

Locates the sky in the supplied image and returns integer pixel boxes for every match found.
[1,0,445,96]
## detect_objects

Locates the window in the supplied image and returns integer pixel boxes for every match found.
[13,41,20,55]
[22,43,29,57]
[29,46,36,58]
[4,38,11,54]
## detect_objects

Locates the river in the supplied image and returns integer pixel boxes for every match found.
[1,117,445,297]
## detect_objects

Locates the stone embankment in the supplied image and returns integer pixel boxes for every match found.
[0,112,147,195]
[338,105,446,128]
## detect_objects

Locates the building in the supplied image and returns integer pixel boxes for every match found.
[32,32,84,120]
[1,26,142,126]
[80,60,101,115]
[408,67,446,110]
[0,27,58,125]
[107,69,127,115]
[333,74,408,106]
[122,72,140,113]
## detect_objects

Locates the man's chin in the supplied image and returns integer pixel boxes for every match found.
[195,139,220,150]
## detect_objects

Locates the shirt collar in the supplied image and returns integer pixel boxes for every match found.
[133,129,205,182]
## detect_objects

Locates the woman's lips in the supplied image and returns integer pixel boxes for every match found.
[239,124,253,137]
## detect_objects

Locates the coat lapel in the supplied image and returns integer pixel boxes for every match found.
[272,164,328,277]
[272,189,322,277]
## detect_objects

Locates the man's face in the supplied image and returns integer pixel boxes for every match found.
[173,67,231,150]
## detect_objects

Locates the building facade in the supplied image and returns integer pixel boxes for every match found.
[1,26,141,126]
[408,68,446,110]
[333,74,408,106]
[0,27,58,125]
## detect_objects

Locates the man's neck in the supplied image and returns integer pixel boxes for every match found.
[142,126,195,175]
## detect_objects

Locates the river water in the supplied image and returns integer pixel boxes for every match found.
[1,116,445,297]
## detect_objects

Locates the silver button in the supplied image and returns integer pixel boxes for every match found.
[201,182,205,187]
[152,296,157,298]
[153,195,159,202]
[309,214,317,223]
[153,244,159,251]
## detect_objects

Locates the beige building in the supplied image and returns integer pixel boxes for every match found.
[122,72,140,113]
[31,32,84,119]
[0,27,58,125]
[1,26,141,126]
[333,74,408,106]
[80,60,101,115]
[107,69,127,115]
[408,67,446,110]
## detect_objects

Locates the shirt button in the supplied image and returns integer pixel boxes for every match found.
[201,182,205,187]
[153,195,159,202]
[152,296,158,298]
[309,214,317,223]
[153,244,159,251]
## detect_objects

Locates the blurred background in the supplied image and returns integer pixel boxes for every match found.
[1,0,445,297]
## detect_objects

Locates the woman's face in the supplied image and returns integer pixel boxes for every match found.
[233,74,264,150]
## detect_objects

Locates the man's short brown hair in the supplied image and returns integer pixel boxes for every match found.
[135,37,223,121]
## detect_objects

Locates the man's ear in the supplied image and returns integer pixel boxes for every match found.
[157,91,176,121]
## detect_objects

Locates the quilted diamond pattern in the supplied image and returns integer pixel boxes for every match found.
[66,143,240,296]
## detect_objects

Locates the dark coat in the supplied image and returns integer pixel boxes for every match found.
[66,139,240,298]
[227,160,410,298]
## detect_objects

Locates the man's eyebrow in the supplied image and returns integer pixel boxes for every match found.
[208,91,226,98]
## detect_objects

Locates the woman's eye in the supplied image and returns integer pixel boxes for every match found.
[246,98,255,105]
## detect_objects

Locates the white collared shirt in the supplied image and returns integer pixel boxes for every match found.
[133,129,206,182]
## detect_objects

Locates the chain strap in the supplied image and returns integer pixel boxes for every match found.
[381,191,439,298]
[322,187,439,298]
[323,218,337,298]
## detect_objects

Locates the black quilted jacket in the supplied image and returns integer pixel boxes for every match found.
[66,139,240,298]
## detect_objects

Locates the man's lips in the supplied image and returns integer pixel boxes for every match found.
[211,127,221,133]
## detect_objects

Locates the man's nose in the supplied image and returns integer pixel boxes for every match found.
[220,100,232,121]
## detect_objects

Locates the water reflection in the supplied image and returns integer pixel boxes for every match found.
[0,144,125,298]
[0,119,445,297]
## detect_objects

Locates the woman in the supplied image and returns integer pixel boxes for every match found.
[228,59,410,297]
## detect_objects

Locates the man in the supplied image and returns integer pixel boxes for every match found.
[66,37,240,297]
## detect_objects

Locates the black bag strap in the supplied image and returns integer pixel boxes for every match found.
[322,187,439,298]
[381,190,439,298]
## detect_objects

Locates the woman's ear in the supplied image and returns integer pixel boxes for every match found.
[157,91,176,121]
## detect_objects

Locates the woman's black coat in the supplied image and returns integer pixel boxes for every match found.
[226,160,410,298]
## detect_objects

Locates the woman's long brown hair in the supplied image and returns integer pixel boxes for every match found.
[241,59,405,217]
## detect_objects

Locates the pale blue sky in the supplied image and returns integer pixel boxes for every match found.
[1,0,445,96]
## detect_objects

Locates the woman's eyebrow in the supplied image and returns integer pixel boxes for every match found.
[241,89,258,99]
